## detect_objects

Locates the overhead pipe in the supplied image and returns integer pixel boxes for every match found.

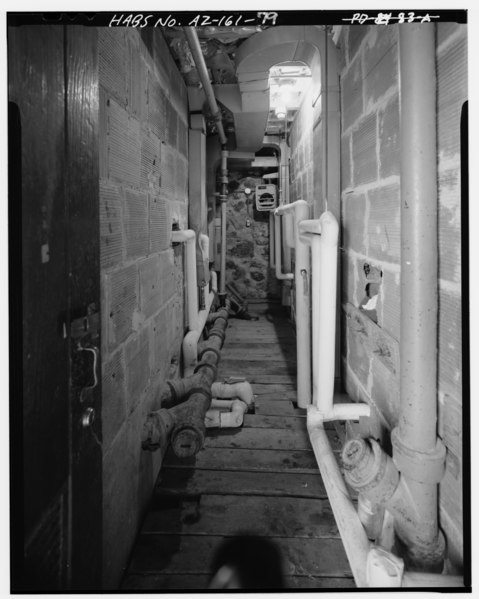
[183,27,227,146]
[275,200,311,407]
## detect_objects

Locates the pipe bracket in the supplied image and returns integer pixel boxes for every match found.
[391,428,446,484]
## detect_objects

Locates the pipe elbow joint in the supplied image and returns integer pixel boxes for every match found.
[342,437,400,505]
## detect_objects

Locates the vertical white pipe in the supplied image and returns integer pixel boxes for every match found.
[285,212,295,248]
[269,212,275,268]
[311,235,321,405]
[316,212,339,413]
[274,214,293,280]
[275,201,311,407]
[220,200,227,294]
[293,202,311,407]
[171,229,199,332]
[299,213,339,413]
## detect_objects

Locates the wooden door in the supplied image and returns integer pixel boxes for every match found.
[9,22,102,591]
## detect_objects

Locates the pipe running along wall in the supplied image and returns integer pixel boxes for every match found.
[391,22,446,571]
[275,201,311,407]
[297,211,370,587]
[274,214,293,281]
[142,308,230,458]
[327,23,448,580]
[183,28,227,146]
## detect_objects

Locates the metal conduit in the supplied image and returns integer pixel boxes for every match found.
[392,23,446,570]
[183,27,227,146]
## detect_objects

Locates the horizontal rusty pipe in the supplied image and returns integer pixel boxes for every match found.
[142,309,229,457]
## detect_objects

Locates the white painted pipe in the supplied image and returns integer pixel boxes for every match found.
[299,213,337,412]
[211,381,254,405]
[269,212,275,268]
[182,284,216,376]
[171,229,199,332]
[205,398,248,428]
[285,212,295,248]
[210,270,218,293]
[300,212,370,420]
[276,200,311,407]
[199,233,210,263]
[307,417,370,587]
[274,214,293,280]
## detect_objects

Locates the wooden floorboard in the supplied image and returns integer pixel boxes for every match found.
[121,573,355,590]
[155,468,328,498]
[122,305,354,591]
[143,495,340,538]
[127,534,351,577]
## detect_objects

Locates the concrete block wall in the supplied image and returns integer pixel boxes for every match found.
[336,23,466,570]
[98,27,188,588]
[336,25,402,456]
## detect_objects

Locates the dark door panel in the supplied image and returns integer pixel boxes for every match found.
[9,23,102,591]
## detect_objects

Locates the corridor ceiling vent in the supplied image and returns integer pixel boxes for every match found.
[267,62,312,136]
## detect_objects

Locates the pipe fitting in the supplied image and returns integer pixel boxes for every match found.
[342,438,400,505]
[391,427,446,485]
[142,408,175,452]
[171,425,204,458]
[211,381,254,406]
[198,345,222,362]
[193,361,217,379]
[207,328,226,344]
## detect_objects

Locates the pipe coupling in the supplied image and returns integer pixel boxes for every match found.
[342,438,400,505]
[198,345,222,362]
[194,361,217,380]
[391,428,446,484]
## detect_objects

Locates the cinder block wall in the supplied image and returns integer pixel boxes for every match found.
[287,23,465,571]
[98,27,189,588]
[336,23,466,571]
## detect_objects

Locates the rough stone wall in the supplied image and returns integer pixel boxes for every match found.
[225,176,281,300]
[98,27,188,588]
[336,23,466,570]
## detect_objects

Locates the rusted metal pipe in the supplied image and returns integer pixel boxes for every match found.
[142,309,229,458]
[183,27,227,145]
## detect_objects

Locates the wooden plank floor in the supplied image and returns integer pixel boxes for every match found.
[121,303,355,591]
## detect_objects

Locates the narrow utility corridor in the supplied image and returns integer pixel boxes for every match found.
[122,303,354,590]
[10,13,467,592]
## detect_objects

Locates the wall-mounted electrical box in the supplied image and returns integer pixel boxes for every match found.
[255,184,277,211]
